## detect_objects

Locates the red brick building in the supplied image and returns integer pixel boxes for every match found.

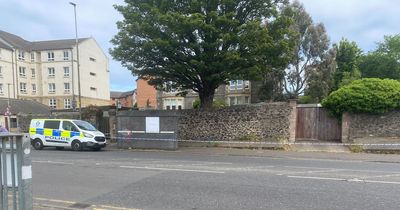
[136,79,158,109]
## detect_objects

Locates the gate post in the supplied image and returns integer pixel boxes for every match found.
[288,100,297,143]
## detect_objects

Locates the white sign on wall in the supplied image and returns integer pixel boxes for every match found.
[145,117,160,133]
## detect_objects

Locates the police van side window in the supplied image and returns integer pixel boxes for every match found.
[62,121,78,132]
[43,120,60,129]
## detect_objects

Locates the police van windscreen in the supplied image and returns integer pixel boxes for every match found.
[73,120,97,131]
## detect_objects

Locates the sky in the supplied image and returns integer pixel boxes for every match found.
[0,0,399,91]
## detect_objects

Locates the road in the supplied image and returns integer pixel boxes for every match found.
[31,147,400,210]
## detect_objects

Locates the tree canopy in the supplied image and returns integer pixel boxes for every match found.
[282,0,332,99]
[110,0,293,109]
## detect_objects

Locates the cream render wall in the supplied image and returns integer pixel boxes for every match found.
[76,38,110,102]
[0,37,110,109]
[0,48,16,98]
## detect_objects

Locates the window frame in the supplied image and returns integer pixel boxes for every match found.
[47,51,55,61]
[48,83,56,93]
[48,67,55,77]
[49,99,57,109]
[20,82,27,94]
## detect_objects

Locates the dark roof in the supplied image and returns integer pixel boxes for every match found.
[0,30,88,51]
[0,30,31,50]
[31,38,88,51]
[110,90,135,99]
[0,99,51,115]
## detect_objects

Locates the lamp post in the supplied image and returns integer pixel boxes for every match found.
[69,2,82,119]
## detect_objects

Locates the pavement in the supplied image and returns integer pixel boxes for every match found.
[30,146,400,210]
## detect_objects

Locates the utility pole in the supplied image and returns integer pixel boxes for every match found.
[70,2,82,119]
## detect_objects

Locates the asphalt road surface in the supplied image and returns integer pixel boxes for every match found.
[31,147,400,210]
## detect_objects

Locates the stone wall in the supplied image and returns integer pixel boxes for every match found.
[342,111,400,144]
[18,112,80,133]
[177,102,296,142]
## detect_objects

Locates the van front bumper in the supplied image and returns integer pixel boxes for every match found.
[82,142,107,148]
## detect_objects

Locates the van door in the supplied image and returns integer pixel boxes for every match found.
[43,120,64,146]
[61,120,80,143]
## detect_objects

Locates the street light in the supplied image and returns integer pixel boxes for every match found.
[69,2,82,119]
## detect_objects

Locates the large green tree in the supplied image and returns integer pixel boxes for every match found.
[110,0,293,109]
[282,0,331,98]
[332,38,362,90]
[358,35,400,80]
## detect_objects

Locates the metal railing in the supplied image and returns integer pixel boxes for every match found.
[0,133,32,210]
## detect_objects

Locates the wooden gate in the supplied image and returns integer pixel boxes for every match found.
[296,105,341,141]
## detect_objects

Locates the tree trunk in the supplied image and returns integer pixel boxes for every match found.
[199,88,215,110]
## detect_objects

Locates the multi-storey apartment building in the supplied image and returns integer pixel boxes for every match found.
[136,79,253,110]
[0,30,110,109]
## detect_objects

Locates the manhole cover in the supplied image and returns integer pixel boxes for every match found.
[69,203,92,209]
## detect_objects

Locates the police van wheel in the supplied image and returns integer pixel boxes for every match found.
[33,139,44,150]
[71,141,82,151]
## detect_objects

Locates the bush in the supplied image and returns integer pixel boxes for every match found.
[192,99,227,109]
[297,95,314,104]
[322,78,400,118]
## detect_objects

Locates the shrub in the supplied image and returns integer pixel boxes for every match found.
[322,78,400,118]
[192,99,227,109]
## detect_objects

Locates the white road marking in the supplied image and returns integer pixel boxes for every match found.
[34,197,142,210]
[284,165,400,174]
[120,165,225,174]
[288,175,400,185]
[358,173,400,179]
[276,169,344,176]
[288,175,346,181]
[33,160,74,165]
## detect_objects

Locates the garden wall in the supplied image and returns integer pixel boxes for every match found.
[342,111,400,145]
[177,101,297,142]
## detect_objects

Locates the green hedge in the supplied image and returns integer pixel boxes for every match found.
[322,78,400,118]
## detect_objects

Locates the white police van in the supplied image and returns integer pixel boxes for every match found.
[29,119,106,151]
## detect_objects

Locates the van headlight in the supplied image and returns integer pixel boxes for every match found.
[83,132,94,138]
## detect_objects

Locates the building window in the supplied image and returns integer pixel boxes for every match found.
[63,67,70,77]
[31,52,35,62]
[90,87,97,91]
[48,67,55,77]
[237,80,243,90]
[229,81,236,90]
[90,72,96,76]
[47,52,54,61]
[229,97,236,106]
[89,57,96,62]
[49,99,57,109]
[19,67,26,77]
[31,68,35,78]
[64,83,70,93]
[18,51,25,60]
[0,84,3,94]
[32,84,36,94]
[48,83,56,93]
[244,81,250,89]
[163,98,184,110]
[64,99,71,109]
[20,82,27,94]
[63,51,69,60]
[245,96,250,104]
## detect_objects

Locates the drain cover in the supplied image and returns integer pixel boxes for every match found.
[69,203,92,209]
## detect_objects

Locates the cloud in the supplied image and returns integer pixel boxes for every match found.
[299,0,400,51]
[0,0,134,91]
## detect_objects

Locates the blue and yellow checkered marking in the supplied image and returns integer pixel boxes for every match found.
[30,128,80,138]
